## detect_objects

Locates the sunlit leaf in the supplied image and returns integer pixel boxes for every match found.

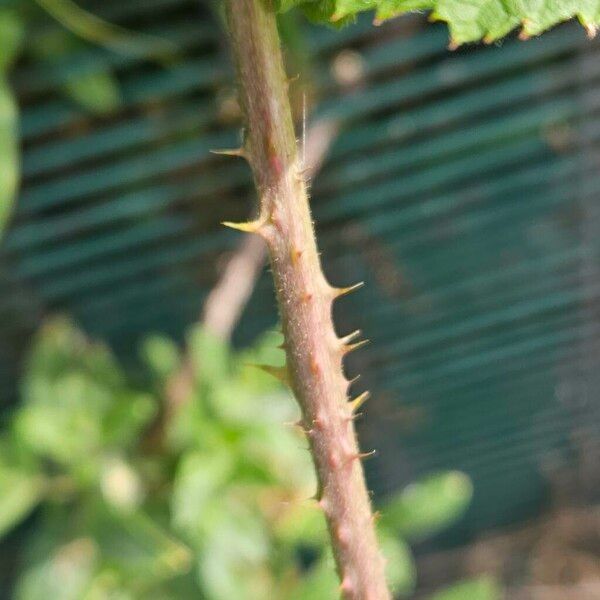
[171,450,234,538]
[381,471,473,541]
[199,505,271,600]
[276,0,600,45]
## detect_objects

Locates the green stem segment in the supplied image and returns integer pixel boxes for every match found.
[223,1,390,598]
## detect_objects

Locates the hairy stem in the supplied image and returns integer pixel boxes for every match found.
[223,1,390,598]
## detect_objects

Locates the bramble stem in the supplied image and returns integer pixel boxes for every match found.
[222,1,390,598]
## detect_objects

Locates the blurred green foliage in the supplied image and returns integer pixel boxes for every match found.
[0,318,496,598]
[0,7,23,233]
[0,0,175,235]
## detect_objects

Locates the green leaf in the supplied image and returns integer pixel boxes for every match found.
[28,29,121,114]
[141,334,181,380]
[171,450,234,538]
[0,75,18,233]
[0,8,23,69]
[16,319,156,476]
[278,0,600,45]
[380,471,473,541]
[199,505,271,600]
[15,538,98,600]
[188,326,230,386]
[275,501,328,548]
[288,552,339,600]
[379,532,416,596]
[0,465,43,538]
[63,69,121,114]
[90,504,192,585]
[427,576,501,600]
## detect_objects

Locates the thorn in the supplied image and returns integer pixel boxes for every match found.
[339,330,361,345]
[250,364,289,386]
[222,219,263,234]
[373,17,383,26]
[349,391,370,413]
[343,339,370,355]
[347,374,361,388]
[330,12,343,22]
[448,39,460,51]
[585,23,598,38]
[210,147,247,159]
[287,73,300,86]
[353,450,377,461]
[345,412,363,422]
[372,510,382,523]
[333,281,364,298]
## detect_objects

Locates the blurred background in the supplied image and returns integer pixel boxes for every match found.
[0,0,599,598]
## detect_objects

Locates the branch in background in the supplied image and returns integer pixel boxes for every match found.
[167,118,338,408]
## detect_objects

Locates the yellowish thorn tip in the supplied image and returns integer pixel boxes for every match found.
[334,281,364,298]
[350,390,370,413]
[222,220,261,233]
[210,147,246,159]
